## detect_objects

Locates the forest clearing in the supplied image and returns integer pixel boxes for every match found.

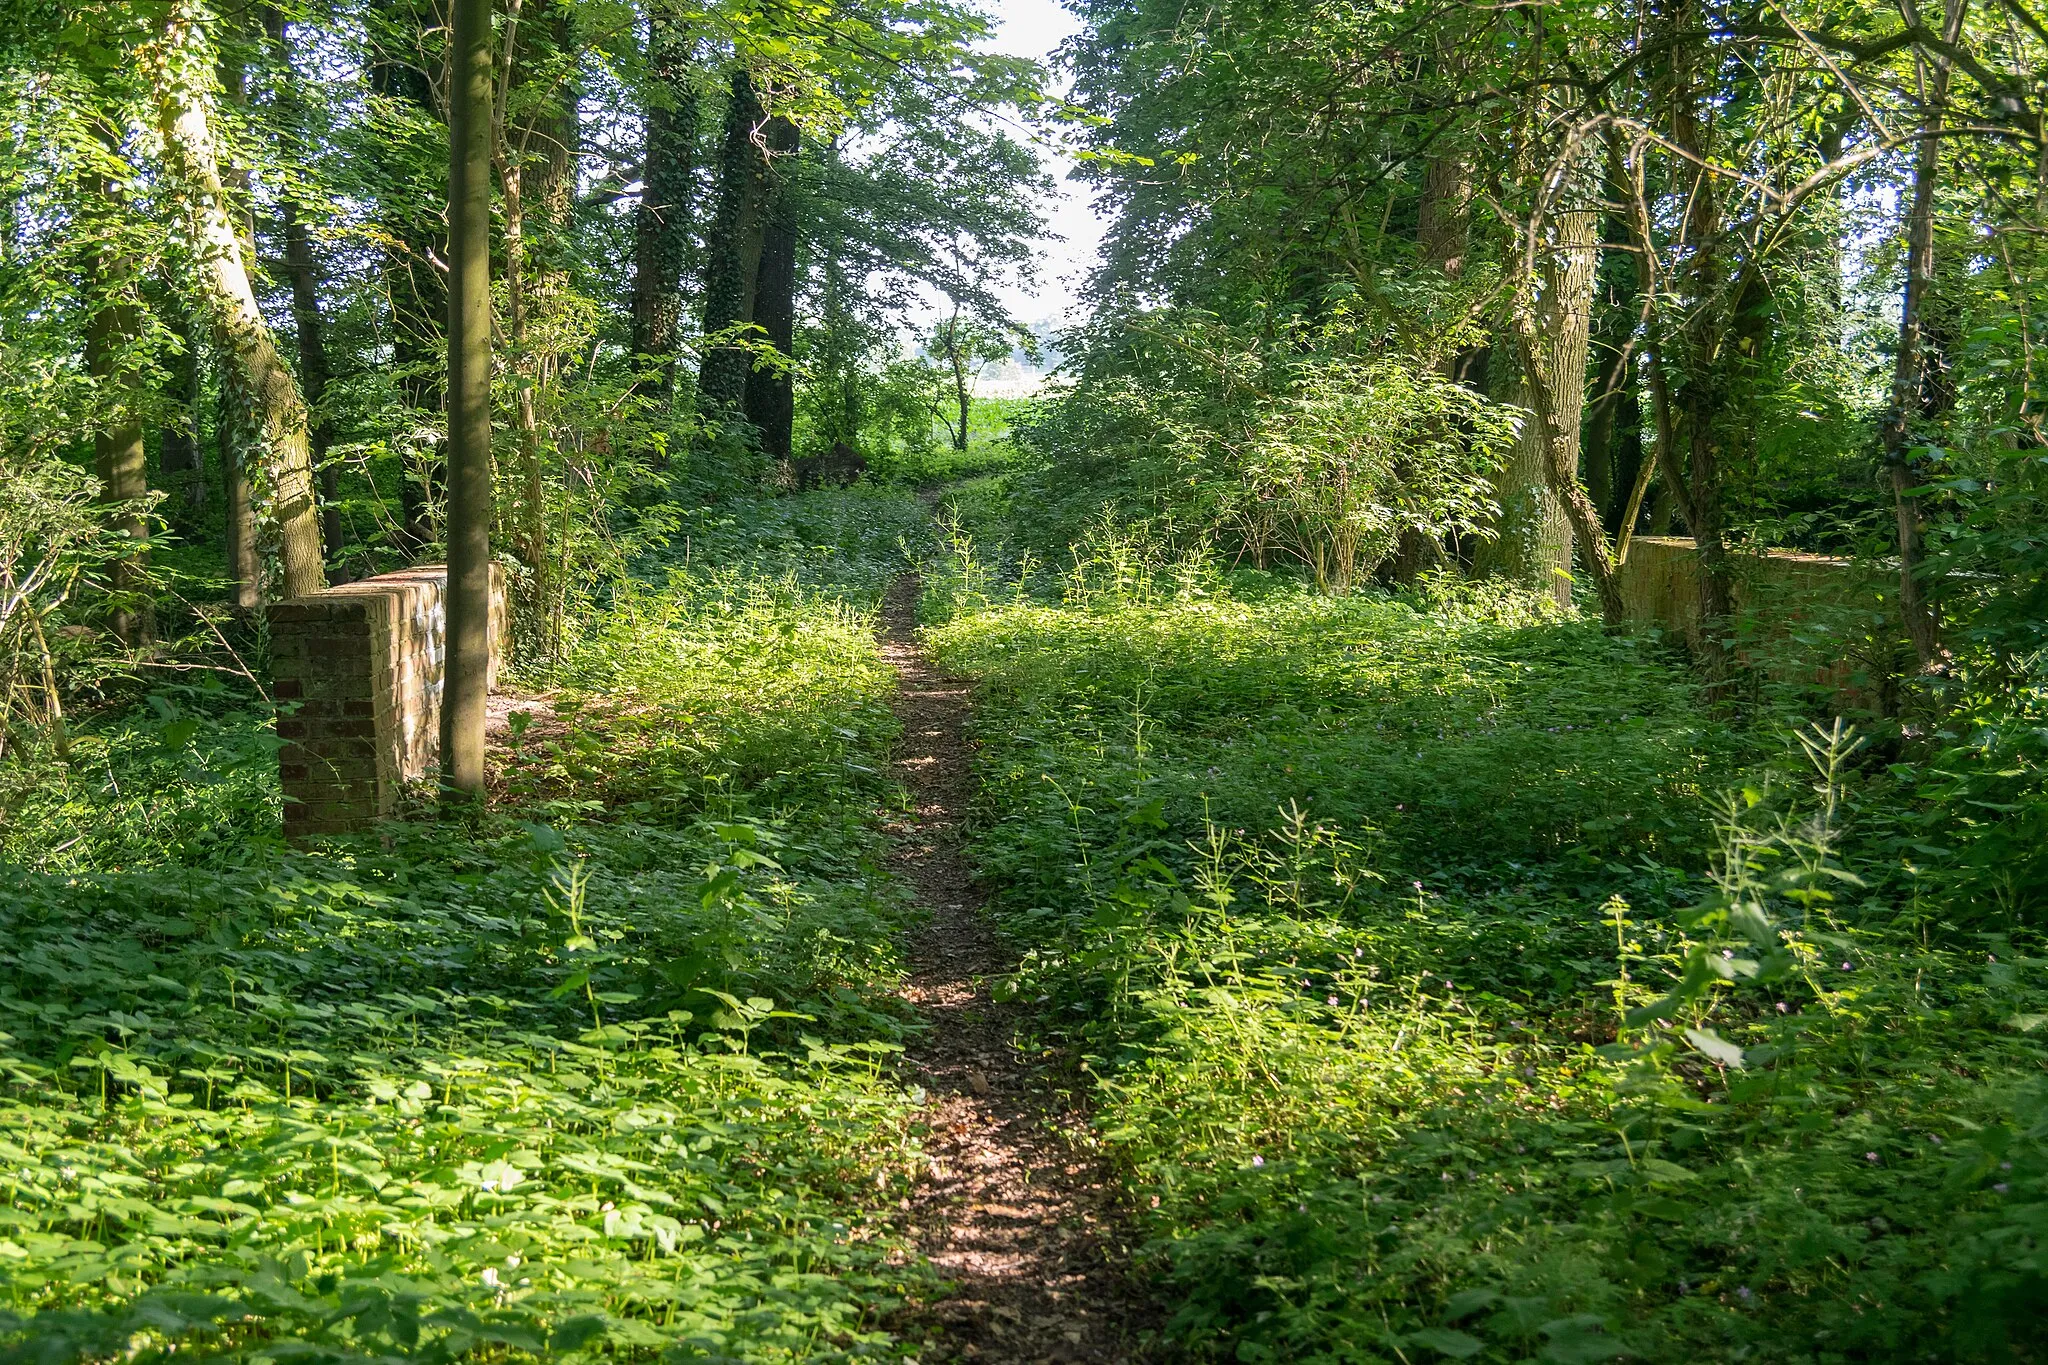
[4,0,2048,1360]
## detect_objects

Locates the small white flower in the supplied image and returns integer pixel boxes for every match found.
[505,1254,521,1267]
[481,1267,501,1288]
[1250,1155,1264,1167]
[602,1200,616,1211]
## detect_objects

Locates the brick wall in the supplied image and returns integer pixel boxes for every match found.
[270,565,508,839]
[1615,537,1907,708]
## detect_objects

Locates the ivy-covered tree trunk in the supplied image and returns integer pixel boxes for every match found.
[698,70,771,415]
[744,117,800,464]
[151,0,325,601]
[442,0,494,798]
[632,15,697,391]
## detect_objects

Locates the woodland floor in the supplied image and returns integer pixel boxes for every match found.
[879,574,1156,1363]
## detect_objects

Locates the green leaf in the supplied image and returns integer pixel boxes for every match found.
[1684,1027,1745,1068]
[1407,1327,1485,1359]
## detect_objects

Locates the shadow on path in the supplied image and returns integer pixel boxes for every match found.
[880,574,1156,1363]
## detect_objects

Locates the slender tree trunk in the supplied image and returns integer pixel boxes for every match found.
[954,363,970,452]
[632,15,697,389]
[267,4,345,571]
[88,168,152,645]
[743,115,799,463]
[497,0,577,604]
[371,37,445,557]
[698,69,771,415]
[1583,212,1639,526]
[150,1,324,601]
[1660,0,1740,671]
[213,23,261,596]
[279,202,343,567]
[158,300,205,509]
[1385,152,1472,583]
[443,0,494,799]
[222,392,261,609]
[1880,0,1966,669]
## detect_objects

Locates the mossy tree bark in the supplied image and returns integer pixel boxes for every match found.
[442,0,495,798]
[151,0,325,602]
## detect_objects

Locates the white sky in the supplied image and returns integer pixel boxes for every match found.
[981,0,1101,330]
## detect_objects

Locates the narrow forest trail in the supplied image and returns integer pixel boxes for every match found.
[879,574,1154,1363]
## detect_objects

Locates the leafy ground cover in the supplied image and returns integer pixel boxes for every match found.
[922,547,2048,1363]
[0,490,940,1362]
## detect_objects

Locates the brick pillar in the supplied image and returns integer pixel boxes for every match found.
[270,564,507,839]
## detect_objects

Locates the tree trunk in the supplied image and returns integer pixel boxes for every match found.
[88,170,152,646]
[1502,184,1620,620]
[151,1,324,601]
[267,4,345,571]
[279,200,342,566]
[632,15,697,389]
[743,118,799,464]
[1879,0,1966,669]
[1660,0,1740,672]
[1387,152,1471,583]
[497,0,578,599]
[370,35,445,557]
[158,301,205,510]
[1583,212,1638,526]
[213,22,261,596]
[952,355,971,451]
[1475,193,1597,607]
[698,69,771,415]
[1416,153,1471,285]
[442,0,495,799]
[221,383,260,609]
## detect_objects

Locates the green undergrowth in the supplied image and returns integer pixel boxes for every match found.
[923,552,2048,1363]
[0,493,939,1362]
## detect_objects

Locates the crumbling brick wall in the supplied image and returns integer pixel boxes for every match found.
[1615,537,1907,708]
[270,565,507,839]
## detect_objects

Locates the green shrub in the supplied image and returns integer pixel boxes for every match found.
[927,567,2048,1363]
